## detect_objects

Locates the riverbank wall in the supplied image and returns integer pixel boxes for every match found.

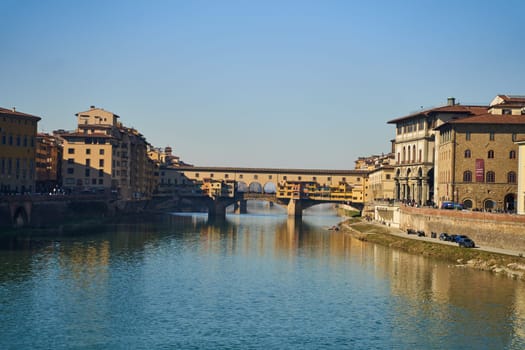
[0,196,151,230]
[399,206,525,252]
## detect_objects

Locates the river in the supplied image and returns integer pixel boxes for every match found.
[1,202,524,349]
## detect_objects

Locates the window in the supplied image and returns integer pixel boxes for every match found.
[419,149,422,162]
[86,159,91,167]
[466,131,471,141]
[489,132,495,141]
[99,169,104,177]
[67,168,74,174]
[195,173,199,178]
[85,169,90,177]
[92,179,97,185]
[98,179,103,184]
[488,150,494,159]
[512,133,517,142]
[510,150,516,159]
[386,174,391,180]
[283,176,287,180]
[99,149,105,155]
[508,171,517,183]
[298,176,302,180]
[99,159,104,167]
[463,171,472,182]
[86,148,91,155]
[68,158,74,164]
[464,149,471,158]
[486,171,495,183]
[68,148,75,154]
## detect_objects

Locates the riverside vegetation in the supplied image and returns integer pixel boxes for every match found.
[342,219,525,281]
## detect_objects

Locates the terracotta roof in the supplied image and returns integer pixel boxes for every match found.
[0,107,41,120]
[60,132,114,138]
[387,105,487,124]
[436,113,525,127]
[496,94,525,104]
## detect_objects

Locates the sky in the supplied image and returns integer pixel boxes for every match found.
[1,0,524,169]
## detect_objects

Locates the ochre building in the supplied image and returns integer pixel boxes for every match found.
[0,107,41,193]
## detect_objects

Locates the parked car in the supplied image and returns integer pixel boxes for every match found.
[448,234,458,242]
[441,201,464,210]
[407,229,417,235]
[458,237,475,248]
[439,233,450,241]
[417,230,425,237]
[454,235,469,243]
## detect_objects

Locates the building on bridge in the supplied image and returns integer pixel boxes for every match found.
[0,107,40,194]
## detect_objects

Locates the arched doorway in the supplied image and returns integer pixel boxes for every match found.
[484,199,496,211]
[504,194,515,212]
[463,199,473,209]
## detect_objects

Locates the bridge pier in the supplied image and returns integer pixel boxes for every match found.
[233,200,247,214]
[287,199,303,218]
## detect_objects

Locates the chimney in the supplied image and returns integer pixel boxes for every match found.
[12,107,16,112]
[447,97,456,106]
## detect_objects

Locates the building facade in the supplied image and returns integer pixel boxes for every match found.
[436,95,525,211]
[35,133,62,193]
[58,106,155,200]
[388,98,486,205]
[0,107,40,194]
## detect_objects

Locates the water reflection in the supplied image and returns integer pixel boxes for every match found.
[0,208,524,349]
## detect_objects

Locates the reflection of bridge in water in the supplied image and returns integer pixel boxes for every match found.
[173,166,367,218]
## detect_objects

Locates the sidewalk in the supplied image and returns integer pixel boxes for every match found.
[353,221,525,257]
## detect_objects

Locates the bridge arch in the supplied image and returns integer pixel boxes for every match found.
[263,181,277,194]
[13,206,29,227]
[237,181,248,193]
[248,182,263,193]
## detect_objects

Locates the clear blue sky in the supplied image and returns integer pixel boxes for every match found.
[1,0,524,169]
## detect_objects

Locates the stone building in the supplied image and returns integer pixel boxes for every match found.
[435,95,525,211]
[35,133,62,193]
[0,107,40,194]
[388,98,486,205]
[58,106,155,200]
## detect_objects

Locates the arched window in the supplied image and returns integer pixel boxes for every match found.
[488,150,494,158]
[464,149,471,158]
[486,171,495,183]
[510,150,516,159]
[463,170,472,182]
[508,171,516,184]
[419,149,422,162]
[403,147,406,163]
[397,152,400,164]
[412,145,416,162]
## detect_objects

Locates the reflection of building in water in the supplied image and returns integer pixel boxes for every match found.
[510,284,525,345]
[60,240,110,290]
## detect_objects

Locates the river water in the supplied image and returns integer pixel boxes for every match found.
[1,202,524,349]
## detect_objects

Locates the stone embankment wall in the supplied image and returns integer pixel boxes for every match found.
[400,206,525,252]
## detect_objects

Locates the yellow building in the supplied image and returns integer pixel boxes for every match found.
[0,107,40,193]
[58,106,154,199]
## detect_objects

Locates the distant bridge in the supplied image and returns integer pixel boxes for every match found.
[166,166,369,217]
